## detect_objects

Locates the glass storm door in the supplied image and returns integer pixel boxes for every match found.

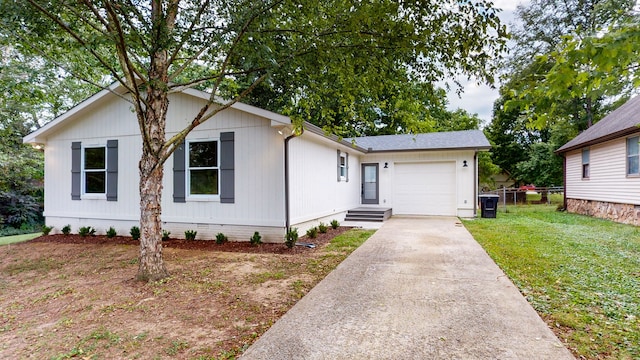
[361,164,379,204]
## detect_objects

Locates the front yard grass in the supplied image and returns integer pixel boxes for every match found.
[463,205,640,359]
[0,233,41,246]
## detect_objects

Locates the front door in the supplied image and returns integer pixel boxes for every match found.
[361,163,379,204]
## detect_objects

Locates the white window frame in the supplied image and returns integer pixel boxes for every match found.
[627,136,640,176]
[187,139,220,200]
[339,153,347,180]
[82,145,107,199]
[581,148,590,179]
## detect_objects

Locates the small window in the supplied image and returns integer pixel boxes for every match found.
[339,154,347,179]
[188,140,219,195]
[84,147,106,193]
[582,148,590,179]
[627,136,639,176]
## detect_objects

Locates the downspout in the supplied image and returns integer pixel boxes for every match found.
[562,154,567,210]
[474,150,478,217]
[284,128,304,232]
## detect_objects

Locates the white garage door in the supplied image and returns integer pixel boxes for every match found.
[393,162,457,216]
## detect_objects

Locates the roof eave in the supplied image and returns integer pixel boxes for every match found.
[556,127,640,154]
[303,122,369,153]
[365,145,491,153]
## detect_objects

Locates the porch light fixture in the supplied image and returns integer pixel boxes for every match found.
[384,162,388,168]
[462,160,468,167]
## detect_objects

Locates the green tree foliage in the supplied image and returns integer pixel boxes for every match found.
[488,0,637,188]
[1,0,507,280]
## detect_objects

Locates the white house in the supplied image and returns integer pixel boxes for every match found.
[556,95,640,225]
[24,83,490,242]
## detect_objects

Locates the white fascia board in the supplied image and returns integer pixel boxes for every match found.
[23,81,126,145]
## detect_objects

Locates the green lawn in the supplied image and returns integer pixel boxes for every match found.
[0,232,41,246]
[463,205,640,359]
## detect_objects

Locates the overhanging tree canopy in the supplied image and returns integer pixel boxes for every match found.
[1,0,507,280]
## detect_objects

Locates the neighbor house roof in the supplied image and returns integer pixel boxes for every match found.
[557,95,640,153]
[346,129,491,152]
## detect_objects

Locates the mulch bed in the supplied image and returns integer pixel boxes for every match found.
[30,226,353,255]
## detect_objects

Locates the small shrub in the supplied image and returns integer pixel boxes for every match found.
[285,227,298,248]
[250,231,262,246]
[162,230,171,241]
[61,224,72,235]
[78,226,96,237]
[185,230,197,241]
[42,225,53,236]
[306,227,318,239]
[130,226,141,240]
[106,226,117,238]
[330,219,339,229]
[215,232,228,244]
[318,222,328,233]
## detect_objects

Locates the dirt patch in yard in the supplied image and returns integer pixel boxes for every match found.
[0,227,359,359]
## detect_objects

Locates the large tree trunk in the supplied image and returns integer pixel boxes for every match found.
[137,151,169,281]
[136,78,170,281]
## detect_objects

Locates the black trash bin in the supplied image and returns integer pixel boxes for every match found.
[478,194,499,218]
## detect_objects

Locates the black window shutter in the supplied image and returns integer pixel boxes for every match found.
[346,152,349,182]
[71,142,81,200]
[337,150,341,182]
[220,132,235,203]
[106,140,118,201]
[173,142,186,203]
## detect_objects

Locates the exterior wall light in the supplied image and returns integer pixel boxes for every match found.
[463,160,468,167]
[384,162,388,168]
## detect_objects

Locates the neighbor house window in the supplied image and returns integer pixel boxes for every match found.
[83,146,106,193]
[627,136,639,176]
[582,148,590,179]
[188,140,219,195]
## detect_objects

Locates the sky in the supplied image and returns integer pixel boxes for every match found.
[445,0,528,125]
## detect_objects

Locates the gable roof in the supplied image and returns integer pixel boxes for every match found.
[23,82,291,144]
[557,95,640,153]
[346,129,491,152]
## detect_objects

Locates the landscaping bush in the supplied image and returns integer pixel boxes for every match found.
[78,226,96,237]
[318,222,328,233]
[306,227,318,239]
[42,225,53,235]
[285,227,298,248]
[185,230,197,241]
[61,224,72,235]
[330,219,340,229]
[106,227,117,238]
[250,231,262,246]
[215,232,228,244]
[162,230,171,241]
[130,226,140,240]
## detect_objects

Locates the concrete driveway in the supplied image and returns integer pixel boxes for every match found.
[241,217,574,359]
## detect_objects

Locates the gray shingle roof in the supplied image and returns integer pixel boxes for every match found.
[346,129,491,152]
[557,95,640,153]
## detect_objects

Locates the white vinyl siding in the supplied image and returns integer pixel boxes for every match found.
[42,92,287,241]
[362,150,476,218]
[566,135,640,205]
[288,133,361,227]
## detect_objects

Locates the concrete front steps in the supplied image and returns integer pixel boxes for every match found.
[344,207,392,222]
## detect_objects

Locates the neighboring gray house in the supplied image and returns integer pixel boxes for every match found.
[24,82,491,241]
[557,95,640,225]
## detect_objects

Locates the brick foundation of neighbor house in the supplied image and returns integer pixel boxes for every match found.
[567,198,640,226]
